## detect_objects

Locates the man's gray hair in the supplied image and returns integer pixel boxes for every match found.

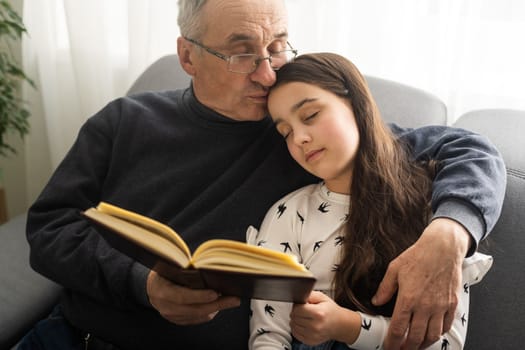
[178,0,208,39]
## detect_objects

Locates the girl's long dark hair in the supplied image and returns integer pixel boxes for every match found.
[273,53,436,315]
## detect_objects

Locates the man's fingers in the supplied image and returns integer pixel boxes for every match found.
[215,295,242,311]
[373,261,400,306]
[147,270,240,325]
[419,314,445,348]
[442,307,455,333]
[166,282,220,304]
[402,311,429,350]
[383,305,410,350]
[160,295,240,325]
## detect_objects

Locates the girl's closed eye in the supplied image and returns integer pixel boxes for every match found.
[303,111,319,122]
[275,112,318,139]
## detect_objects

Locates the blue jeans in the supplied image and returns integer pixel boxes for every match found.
[16,305,84,350]
[292,338,350,350]
[16,305,117,350]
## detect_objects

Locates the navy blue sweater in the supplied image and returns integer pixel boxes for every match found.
[27,87,505,349]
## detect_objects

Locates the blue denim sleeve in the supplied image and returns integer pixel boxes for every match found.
[389,123,506,253]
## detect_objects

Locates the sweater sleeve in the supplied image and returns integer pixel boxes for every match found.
[26,98,149,308]
[349,253,493,349]
[390,124,506,252]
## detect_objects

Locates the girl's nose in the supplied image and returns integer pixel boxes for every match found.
[292,128,311,146]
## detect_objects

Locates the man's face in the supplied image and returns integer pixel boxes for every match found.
[185,0,289,121]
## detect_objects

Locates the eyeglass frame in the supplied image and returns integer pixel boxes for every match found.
[184,36,298,74]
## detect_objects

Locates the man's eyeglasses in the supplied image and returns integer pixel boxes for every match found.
[184,37,297,74]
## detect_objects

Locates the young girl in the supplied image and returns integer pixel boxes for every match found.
[248,53,492,350]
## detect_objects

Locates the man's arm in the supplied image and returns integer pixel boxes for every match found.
[391,124,506,246]
[376,124,506,350]
[27,96,241,322]
[26,103,135,307]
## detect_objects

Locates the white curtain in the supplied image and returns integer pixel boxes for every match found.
[23,0,525,170]
[286,0,525,121]
[22,0,180,169]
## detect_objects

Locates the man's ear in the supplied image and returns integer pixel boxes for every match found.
[177,36,197,76]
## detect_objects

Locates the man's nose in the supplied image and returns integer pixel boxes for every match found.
[250,58,277,87]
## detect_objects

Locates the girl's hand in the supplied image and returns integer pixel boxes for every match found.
[290,291,361,346]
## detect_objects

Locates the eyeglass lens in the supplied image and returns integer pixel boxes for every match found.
[228,51,296,73]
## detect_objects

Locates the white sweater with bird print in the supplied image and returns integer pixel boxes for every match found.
[248,182,493,350]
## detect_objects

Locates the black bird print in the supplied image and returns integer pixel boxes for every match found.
[256,240,266,247]
[441,338,450,350]
[318,202,330,213]
[334,236,344,246]
[256,328,270,335]
[361,318,372,330]
[280,242,292,253]
[283,345,290,350]
[277,203,287,218]
[264,304,276,317]
[313,240,323,251]
[463,283,469,294]
[297,211,304,224]
[461,313,467,327]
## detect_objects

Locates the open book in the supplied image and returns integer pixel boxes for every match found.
[83,202,316,303]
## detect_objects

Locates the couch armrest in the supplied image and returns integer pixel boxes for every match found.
[454,109,525,350]
[0,213,63,349]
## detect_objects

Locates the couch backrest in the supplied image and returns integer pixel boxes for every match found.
[127,55,191,95]
[454,109,525,350]
[127,55,448,128]
[365,75,447,127]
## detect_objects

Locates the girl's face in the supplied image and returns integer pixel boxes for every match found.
[269,82,360,194]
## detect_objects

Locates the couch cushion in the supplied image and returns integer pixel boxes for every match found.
[0,214,62,349]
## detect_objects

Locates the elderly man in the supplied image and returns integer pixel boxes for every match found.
[21,1,504,349]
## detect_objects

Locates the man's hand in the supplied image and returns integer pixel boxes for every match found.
[373,218,471,350]
[146,270,241,325]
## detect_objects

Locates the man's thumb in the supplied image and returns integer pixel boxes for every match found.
[372,273,398,306]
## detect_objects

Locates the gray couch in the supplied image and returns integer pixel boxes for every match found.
[1,55,523,350]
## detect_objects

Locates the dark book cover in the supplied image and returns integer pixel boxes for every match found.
[85,209,316,303]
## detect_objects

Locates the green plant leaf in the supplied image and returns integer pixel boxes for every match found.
[0,0,34,156]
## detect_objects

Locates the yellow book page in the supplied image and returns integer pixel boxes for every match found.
[193,258,314,277]
[191,239,312,276]
[96,202,191,258]
[84,208,190,267]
